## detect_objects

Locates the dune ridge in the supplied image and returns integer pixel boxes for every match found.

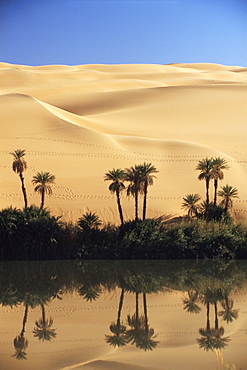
[0,62,246,223]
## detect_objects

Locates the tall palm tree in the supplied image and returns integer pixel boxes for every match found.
[78,211,102,231]
[33,304,57,341]
[211,157,230,206]
[196,157,215,206]
[137,163,158,220]
[181,194,201,220]
[32,171,56,209]
[125,166,143,220]
[104,168,125,225]
[10,149,28,208]
[218,184,238,213]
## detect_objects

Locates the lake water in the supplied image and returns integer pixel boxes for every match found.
[0,260,247,370]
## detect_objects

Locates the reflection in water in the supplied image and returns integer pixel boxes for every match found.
[12,305,29,360]
[105,288,128,348]
[183,287,240,353]
[183,289,231,351]
[0,259,246,368]
[33,304,57,341]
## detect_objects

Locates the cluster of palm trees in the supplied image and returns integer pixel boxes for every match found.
[10,149,56,209]
[10,150,239,224]
[104,163,158,224]
[182,157,239,219]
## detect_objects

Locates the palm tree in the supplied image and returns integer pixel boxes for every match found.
[181,194,201,220]
[196,157,215,206]
[10,149,28,208]
[125,166,143,220]
[212,157,230,206]
[218,184,238,213]
[33,304,57,341]
[137,163,158,220]
[32,171,56,209]
[78,211,102,231]
[104,168,125,225]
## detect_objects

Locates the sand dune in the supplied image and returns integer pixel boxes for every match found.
[0,62,246,223]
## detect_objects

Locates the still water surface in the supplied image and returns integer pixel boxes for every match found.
[0,260,247,370]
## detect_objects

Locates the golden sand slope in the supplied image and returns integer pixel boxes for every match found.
[0,62,246,223]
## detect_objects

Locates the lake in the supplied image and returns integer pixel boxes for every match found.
[0,259,247,370]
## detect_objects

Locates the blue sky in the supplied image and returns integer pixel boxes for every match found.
[1,0,246,66]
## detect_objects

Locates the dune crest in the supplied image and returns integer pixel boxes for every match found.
[0,62,246,223]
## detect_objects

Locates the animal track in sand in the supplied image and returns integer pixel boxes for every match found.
[1,136,239,163]
[2,149,237,165]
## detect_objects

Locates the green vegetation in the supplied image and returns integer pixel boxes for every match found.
[0,152,246,260]
[0,207,246,260]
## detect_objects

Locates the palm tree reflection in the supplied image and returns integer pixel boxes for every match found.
[183,290,201,314]
[219,297,239,324]
[199,290,230,352]
[105,288,128,348]
[12,334,29,361]
[183,288,233,352]
[78,283,102,302]
[33,303,57,341]
[106,289,158,351]
[12,304,29,360]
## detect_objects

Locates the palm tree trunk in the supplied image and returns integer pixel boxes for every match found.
[116,190,124,225]
[206,178,210,206]
[214,179,218,206]
[225,198,229,214]
[21,305,29,336]
[41,189,45,209]
[135,186,139,221]
[19,172,28,208]
[142,181,148,221]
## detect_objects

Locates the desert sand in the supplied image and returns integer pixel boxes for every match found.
[0,62,247,223]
